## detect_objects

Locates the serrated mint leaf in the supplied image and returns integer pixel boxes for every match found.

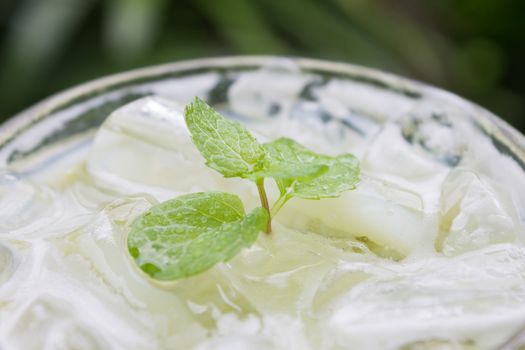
[127,192,268,280]
[263,138,360,201]
[184,97,265,178]
[247,137,328,184]
[290,154,360,199]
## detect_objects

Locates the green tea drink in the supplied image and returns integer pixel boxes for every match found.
[1,64,524,350]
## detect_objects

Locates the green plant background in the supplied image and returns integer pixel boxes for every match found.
[0,0,523,133]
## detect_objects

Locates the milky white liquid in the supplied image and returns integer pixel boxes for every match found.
[1,66,525,350]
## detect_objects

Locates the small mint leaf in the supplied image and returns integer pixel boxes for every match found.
[127,192,268,280]
[184,97,265,178]
[247,137,329,184]
[289,154,360,199]
[263,139,360,200]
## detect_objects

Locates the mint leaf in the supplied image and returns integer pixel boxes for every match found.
[264,139,360,200]
[184,97,265,178]
[290,154,360,199]
[127,192,268,280]
[246,137,328,183]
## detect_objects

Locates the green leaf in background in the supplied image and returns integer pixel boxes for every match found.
[194,0,288,54]
[1,0,524,132]
[184,97,266,178]
[128,192,268,280]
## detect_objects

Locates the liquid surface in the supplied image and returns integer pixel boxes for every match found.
[1,68,525,350]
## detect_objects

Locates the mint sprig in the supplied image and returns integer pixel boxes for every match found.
[128,97,360,281]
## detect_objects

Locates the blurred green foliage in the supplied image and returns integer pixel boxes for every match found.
[0,0,523,132]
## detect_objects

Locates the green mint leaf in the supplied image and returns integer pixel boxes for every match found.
[289,154,360,199]
[254,137,329,187]
[264,139,359,200]
[127,192,268,280]
[184,97,265,178]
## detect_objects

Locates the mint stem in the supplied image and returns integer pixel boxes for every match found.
[270,194,289,218]
[256,178,272,234]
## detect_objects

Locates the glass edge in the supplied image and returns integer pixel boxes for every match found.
[0,55,523,155]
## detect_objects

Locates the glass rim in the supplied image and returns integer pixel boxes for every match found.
[1,55,523,156]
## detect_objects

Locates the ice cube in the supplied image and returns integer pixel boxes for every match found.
[361,122,452,212]
[194,313,311,350]
[459,124,525,233]
[86,96,255,204]
[437,168,519,255]
[0,197,202,349]
[315,84,382,138]
[287,101,369,157]
[228,64,310,121]
[322,245,525,349]
[312,265,371,313]
[144,222,334,331]
[56,196,200,321]
[277,177,428,259]
[2,295,110,350]
[315,78,418,123]
[205,223,346,315]
[0,244,14,284]
[400,102,468,167]
[363,123,446,179]
[244,100,364,157]
[0,171,60,236]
